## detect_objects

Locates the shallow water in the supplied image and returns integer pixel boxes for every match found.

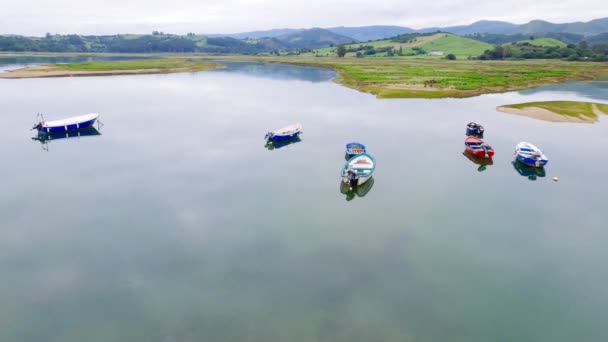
[1,58,607,342]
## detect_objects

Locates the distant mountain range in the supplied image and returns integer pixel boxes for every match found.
[205,17,608,42]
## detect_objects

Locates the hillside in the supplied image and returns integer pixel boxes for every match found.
[514,18,608,36]
[276,28,355,49]
[327,26,414,41]
[514,38,567,47]
[204,28,297,39]
[416,34,493,57]
[421,20,517,35]
[205,17,608,43]
[309,33,492,59]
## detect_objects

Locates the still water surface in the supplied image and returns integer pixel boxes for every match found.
[1,58,607,342]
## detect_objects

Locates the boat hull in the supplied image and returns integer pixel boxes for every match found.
[465,147,494,158]
[516,154,548,167]
[37,118,97,133]
[267,130,301,141]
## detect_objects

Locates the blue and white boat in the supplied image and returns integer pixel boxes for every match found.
[33,113,100,133]
[345,142,366,159]
[264,122,302,142]
[515,142,548,167]
[341,153,376,187]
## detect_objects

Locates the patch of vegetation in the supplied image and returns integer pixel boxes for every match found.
[501,101,608,120]
[56,58,220,71]
[217,56,608,98]
[515,38,567,47]
[478,41,608,61]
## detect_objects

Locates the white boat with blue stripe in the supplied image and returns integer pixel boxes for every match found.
[515,142,548,167]
[33,113,100,133]
[341,153,376,187]
[264,122,302,142]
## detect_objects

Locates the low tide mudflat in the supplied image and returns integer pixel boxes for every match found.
[0,57,221,78]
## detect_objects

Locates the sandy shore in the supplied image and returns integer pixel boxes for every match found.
[0,65,220,79]
[496,105,597,123]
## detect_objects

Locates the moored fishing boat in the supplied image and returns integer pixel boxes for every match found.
[265,136,301,150]
[341,153,376,187]
[345,142,366,159]
[264,122,302,142]
[514,142,548,167]
[33,113,100,133]
[466,122,484,137]
[464,137,494,158]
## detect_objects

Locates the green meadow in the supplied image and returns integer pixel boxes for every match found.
[235,56,608,98]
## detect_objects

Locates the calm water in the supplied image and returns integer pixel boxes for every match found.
[1,58,607,342]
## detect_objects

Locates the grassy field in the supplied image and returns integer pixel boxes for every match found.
[224,56,608,98]
[306,33,492,59]
[514,38,567,47]
[500,101,608,120]
[416,34,492,58]
[58,58,217,71]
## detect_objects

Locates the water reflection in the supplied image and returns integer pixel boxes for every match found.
[512,159,546,180]
[214,61,336,82]
[339,176,375,201]
[462,150,494,172]
[520,80,608,102]
[264,136,302,150]
[32,127,101,152]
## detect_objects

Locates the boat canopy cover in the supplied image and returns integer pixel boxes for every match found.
[42,113,99,127]
[270,122,302,135]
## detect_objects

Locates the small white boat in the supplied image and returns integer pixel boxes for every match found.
[33,113,100,133]
[341,153,376,187]
[264,122,302,142]
[515,142,548,167]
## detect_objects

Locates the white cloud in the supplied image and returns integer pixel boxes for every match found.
[0,0,605,36]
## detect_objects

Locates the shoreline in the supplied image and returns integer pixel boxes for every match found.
[0,65,222,79]
[496,101,608,123]
[2,54,608,99]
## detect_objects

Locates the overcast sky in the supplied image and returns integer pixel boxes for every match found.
[1,0,606,36]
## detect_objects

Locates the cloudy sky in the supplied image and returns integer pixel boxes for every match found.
[1,0,606,36]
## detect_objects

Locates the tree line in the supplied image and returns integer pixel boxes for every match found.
[477,41,608,61]
[0,34,288,54]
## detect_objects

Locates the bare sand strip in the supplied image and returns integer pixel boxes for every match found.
[496,106,596,123]
[0,65,219,79]
[592,104,607,116]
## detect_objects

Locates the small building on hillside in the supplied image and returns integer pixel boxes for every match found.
[428,51,444,56]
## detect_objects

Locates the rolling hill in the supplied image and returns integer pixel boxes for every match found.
[276,28,355,49]
[513,18,608,36]
[514,38,567,47]
[205,17,608,43]
[326,26,415,41]
[310,33,493,59]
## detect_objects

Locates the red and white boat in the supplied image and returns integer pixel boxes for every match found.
[464,137,494,158]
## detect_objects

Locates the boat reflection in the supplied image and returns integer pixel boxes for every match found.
[462,150,493,172]
[265,136,301,150]
[32,126,101,151]
[512,159,546,181]
[339,176,375,201]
